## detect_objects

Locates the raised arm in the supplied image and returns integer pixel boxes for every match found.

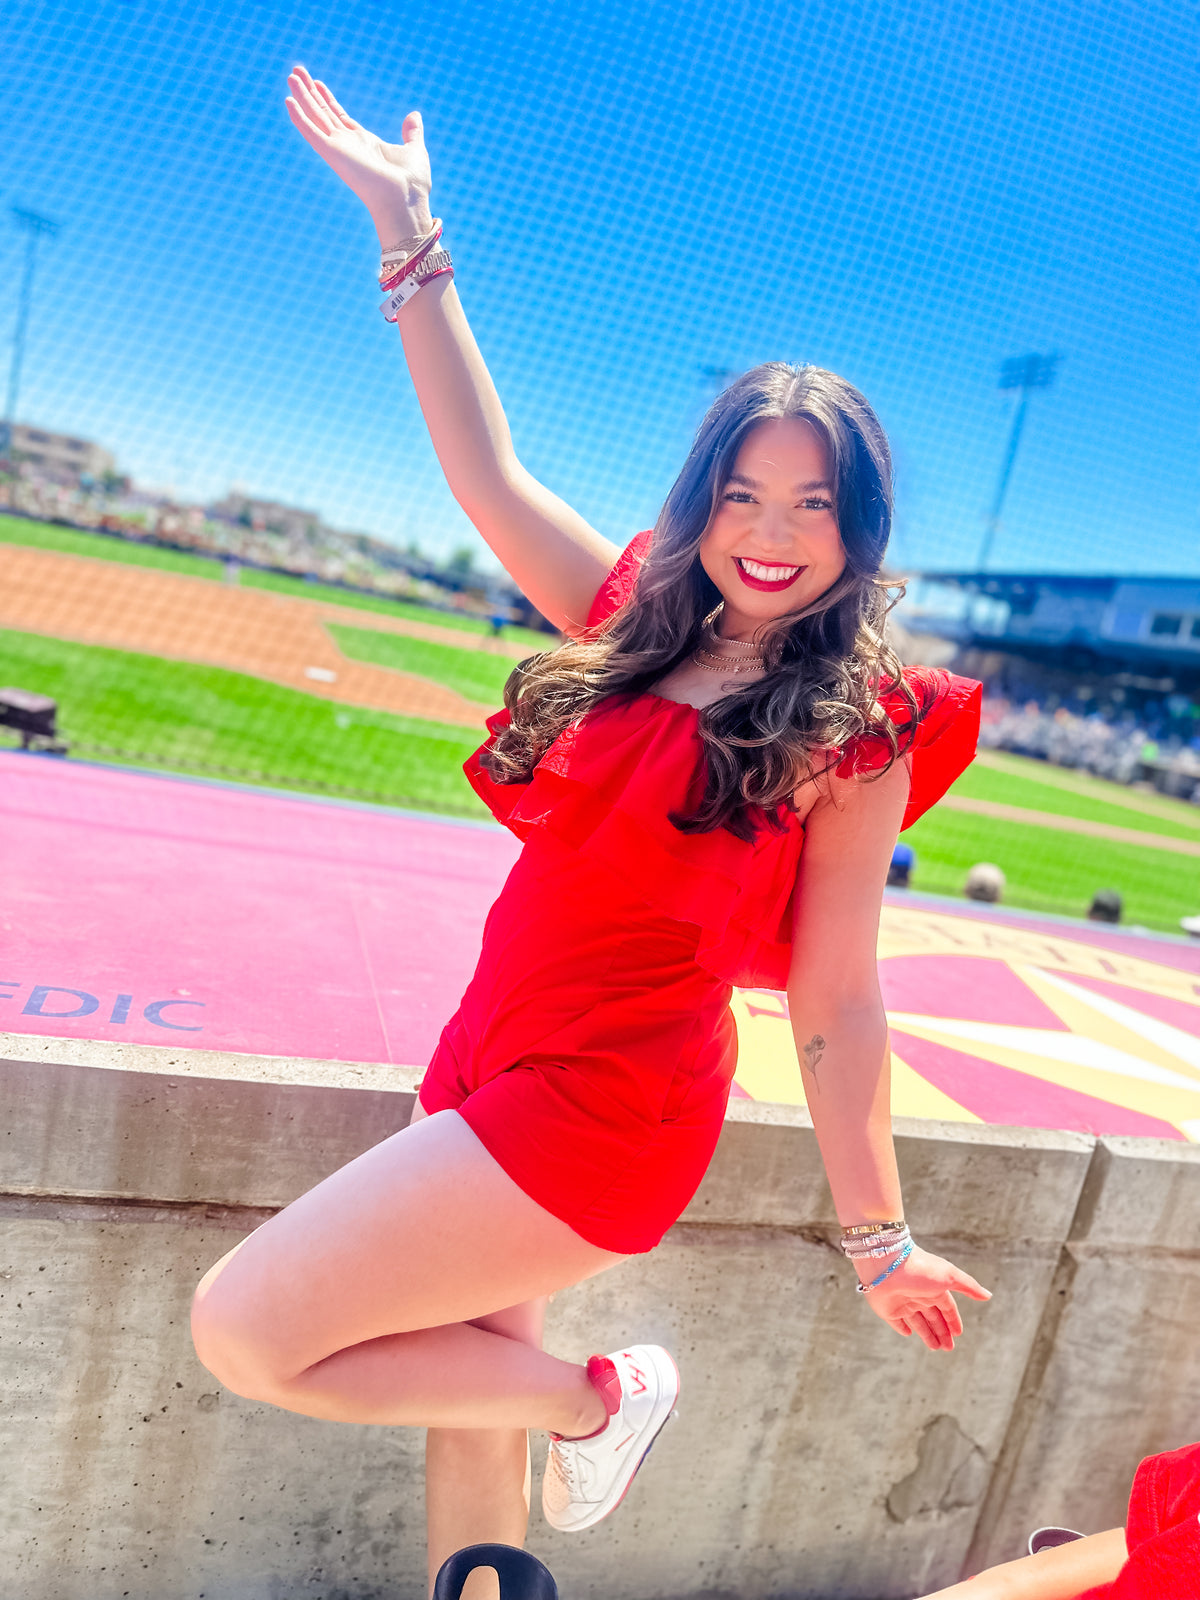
[788,760,991,1349]
[285,66,619,633]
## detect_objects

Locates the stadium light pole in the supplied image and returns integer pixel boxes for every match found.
[977,351,1059,573]
[5,206,60,433]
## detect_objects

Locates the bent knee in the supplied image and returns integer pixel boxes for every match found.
[190,1264,298,1403]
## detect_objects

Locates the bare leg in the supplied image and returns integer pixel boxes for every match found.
[919,1527,1126,1598]
[192,1104,622,1414]
[425,1297,548,1600]
[404,1105,550,1597]
[192,1108,625,1598]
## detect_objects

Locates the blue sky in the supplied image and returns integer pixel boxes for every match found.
[3,0,1194,574]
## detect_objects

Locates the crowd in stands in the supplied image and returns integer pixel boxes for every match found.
[979,695,1200,804]
[1,470,436,598]
[0,456,536,625]
[889,691,1200,932]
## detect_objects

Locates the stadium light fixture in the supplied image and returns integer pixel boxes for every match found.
[4,206,61,436]
[977,351,1060,573]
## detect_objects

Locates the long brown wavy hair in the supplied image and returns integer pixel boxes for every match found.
[483,362,924,841]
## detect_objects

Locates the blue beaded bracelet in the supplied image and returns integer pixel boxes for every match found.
[856,1238,914,1294]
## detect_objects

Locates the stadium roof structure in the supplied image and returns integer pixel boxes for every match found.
[904,571,1200,688]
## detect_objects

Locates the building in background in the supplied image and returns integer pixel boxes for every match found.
[212,490,328,545]
[0,421,115,485]
[898,570,1200,802]
[902,571,1200,695]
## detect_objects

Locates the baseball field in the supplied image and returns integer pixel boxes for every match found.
[3,511,1198,933]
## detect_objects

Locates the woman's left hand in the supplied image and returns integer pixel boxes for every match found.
[856,1244,991,1351]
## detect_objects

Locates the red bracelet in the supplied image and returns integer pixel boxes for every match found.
[379,255,454,322]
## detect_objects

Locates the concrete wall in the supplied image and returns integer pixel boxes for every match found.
[3,1031,1198,1600]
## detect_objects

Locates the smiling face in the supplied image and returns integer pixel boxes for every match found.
[698,416,846,640]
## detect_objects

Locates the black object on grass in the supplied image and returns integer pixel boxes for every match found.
[0,686,68,753]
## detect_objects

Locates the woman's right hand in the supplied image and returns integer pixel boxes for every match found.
[857,1242,991,1351]
[285,65,433,244]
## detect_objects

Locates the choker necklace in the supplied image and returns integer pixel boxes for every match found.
[692,630,766,674]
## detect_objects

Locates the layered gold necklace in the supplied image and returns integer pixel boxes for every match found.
[691,626,766,675]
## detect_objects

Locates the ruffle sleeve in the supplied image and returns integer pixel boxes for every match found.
[465,538,981,988]
[838,667,982,831]
[586,530,652,630]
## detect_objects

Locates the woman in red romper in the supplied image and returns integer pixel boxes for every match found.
[192,68,992,1596]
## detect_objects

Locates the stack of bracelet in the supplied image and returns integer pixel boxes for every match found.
[840,1219,914,1295]
[378,217,454,322]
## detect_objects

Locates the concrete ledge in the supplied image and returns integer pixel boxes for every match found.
[964,1132,1200,1571]
[1070,1133,1200,1249]
[688,1101,1094,1240]
[0,1027,425,1090]
[1,1034,421,1208]
[4,1033,1198,1599]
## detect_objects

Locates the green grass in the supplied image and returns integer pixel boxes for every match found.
[953,752,1200,842]
[0,511,220,578]
[0,511,554,649]
[3,590,1196,932]
[328,621,517,707]
[0,627,487,814]
[245,567,552,650]
[905,808,1197,934]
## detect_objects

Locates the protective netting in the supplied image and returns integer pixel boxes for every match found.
[1,0,1194,816]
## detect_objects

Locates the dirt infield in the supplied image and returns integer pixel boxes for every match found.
[0,543,538,728]
[6,543,1198,857]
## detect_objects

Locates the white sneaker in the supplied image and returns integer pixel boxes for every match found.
[542,1345,680,1533]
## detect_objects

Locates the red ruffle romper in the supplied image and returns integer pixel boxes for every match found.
[419,535,982,1252]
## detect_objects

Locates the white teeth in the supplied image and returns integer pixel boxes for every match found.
[738,559,801,581]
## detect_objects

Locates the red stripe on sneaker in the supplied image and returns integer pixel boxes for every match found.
[587,1354,622,1414]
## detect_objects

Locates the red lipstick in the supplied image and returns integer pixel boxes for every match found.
[734,558,806,593]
